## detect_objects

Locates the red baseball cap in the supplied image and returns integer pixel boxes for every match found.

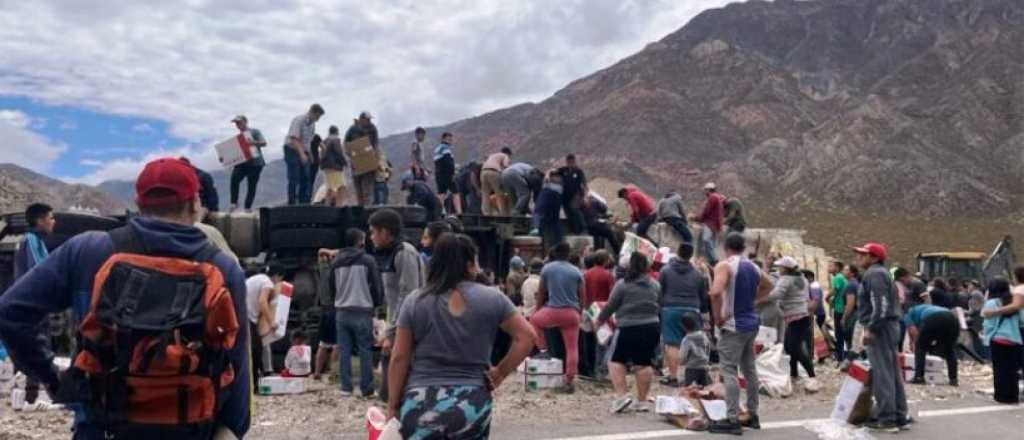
[135,158,199,208]
[852,242,887,261]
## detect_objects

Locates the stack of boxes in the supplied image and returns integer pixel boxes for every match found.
[900,353,948,384]
[520,357,564,391]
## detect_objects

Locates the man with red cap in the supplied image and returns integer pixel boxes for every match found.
[853,242,910,432]
[0,158,251,439]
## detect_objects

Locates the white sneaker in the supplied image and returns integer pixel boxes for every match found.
[611,396,633,414]
[804,378,821,393]
[633,401,652,413]
[339,390,353,397]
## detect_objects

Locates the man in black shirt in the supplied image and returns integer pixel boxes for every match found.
[556,154,587,234]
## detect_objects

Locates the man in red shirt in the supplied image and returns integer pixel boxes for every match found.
[583,251,615,308]
[690,182,725,265]
[618,186,656,240]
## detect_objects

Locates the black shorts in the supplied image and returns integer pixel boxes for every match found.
[318,310,337,347]
[434,156,455,195]
[610,323,660,366]
[684,368,711,387]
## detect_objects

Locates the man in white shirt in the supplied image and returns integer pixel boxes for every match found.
[284,103,324,205]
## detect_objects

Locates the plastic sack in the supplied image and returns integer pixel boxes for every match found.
[753,344,793,398]
[803,419,874,440]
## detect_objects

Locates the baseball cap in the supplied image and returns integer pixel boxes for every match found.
[135,158,199,208]
[231,115,247,123]
[359,111,373,119]
[773,256,799,269]
[852,242,888,261]
[704,182,716,190]
[510,256,525,269]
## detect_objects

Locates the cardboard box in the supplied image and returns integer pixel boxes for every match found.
[755,326,778,346]
[899,353,946,373]
[261,282,293,346]
[258,376,306,395]
[831,360,873,425]
[345,136,379,176]
[656,396,700,416]
[519,357,563,375]
[215,134,260,168]
[525,373,564,391]
[903,368,947,384]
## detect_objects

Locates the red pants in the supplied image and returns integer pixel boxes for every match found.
[530,307,581,382]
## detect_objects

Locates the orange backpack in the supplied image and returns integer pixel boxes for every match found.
[68,226,239,438]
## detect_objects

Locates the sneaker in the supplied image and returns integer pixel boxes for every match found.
[803,378,821,393]
[897,416,915,431]
[866,420,900,433]
[708,419,744,436]
[556,382,575,394]
[660,377,680,388]
[533,350,553,360]
[742,415,761,430]
[909,377,926,385]
[611,397,633,414]
[339,390,353,397]
[949,379,959,387]
[362,390,376,399]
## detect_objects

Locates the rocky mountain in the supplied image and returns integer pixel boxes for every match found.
[0,163,126,215]
[98,162,292,210]
[91,0,1024,262]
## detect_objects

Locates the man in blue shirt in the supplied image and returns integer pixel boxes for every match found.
[904,304,959,387]
[13,202,56,405]
[0,158,251,439]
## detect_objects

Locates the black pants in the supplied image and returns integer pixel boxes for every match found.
[250,322,264,388]
[915,312,959,383]
[636,214,657,240]
[230,162,264,209]
[785,316,815,378]
[833,311,847,361]
[540,218,564,252]
[663,217,693,244]
[562,197,586,234]
[587,221,621,255]
[990,342,1022,403]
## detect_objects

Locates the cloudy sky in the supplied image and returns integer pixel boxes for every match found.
[0,0,732,184]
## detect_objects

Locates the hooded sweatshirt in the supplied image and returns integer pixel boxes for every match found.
[597,277,661,328]
[377,241,425,338]
[765,273,809,323]
[656,192,687,221]
[0,217,251,439]
[658,258,708,312]
[330,247,384,311]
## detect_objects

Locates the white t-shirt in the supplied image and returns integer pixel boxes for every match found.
[246,274,274,325]
[284,345,312,376]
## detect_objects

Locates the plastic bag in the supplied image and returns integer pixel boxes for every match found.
[753,344,793,398]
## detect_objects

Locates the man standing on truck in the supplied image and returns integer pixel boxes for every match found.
[371,209,425,402]
[556,154,588,234]
[690,183,725,266]
[853,242,910,432]
[12,203,55,406]
[0,158,251,439]
[286,103,325,205]
[229,115,268,212]
[345,111,380,207]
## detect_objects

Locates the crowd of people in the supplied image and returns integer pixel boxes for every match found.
[0,145,1022,440]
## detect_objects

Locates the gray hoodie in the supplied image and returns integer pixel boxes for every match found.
[597,277,661,328]
[656,192,687,221]
[765,273,809,321]
[858,264,901,330]
[378,241,426,337]
[658,258,708,311]
[329,247,383,312]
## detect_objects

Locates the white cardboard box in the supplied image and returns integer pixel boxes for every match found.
[262,282,293,346]
[258,376,306,395]
[755,325,778,346]
[899,353,945,373]
[656,396,700,416]
[903,368,947,384]
[831,361,871,424]
[214,134,260,168]
[519,357,563,375]
[525,374,564,391]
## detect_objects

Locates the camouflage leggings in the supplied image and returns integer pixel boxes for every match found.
[399,385,493,440]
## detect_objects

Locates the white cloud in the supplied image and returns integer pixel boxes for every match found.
[0,109,32,129]
[0,117,68,172]
[0,0,733,183]
[59,119,78,130]
[131,123,154,133]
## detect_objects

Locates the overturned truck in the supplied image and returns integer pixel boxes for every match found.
[0,205,597,367]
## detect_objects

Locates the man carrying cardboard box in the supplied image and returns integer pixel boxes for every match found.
[345,111,380,206]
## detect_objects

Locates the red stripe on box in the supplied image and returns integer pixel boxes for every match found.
[237,134,253,161]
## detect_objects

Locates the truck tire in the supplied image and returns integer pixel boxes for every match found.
[290,269,317,311]
[365,205,428,227]
[268,228,343,250]
[261,206,362,228]
[46,213,124,250]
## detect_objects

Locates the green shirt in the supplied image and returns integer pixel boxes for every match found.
[830,274,847,314]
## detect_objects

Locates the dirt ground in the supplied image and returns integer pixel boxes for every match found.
[0,357,997,440]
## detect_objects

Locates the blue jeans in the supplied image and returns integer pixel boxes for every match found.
[373,182,389,205]
[337,309,375,395]
[699,225,718,265]
[283,147,311,205]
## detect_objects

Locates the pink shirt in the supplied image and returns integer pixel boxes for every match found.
[482,153,510,171]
